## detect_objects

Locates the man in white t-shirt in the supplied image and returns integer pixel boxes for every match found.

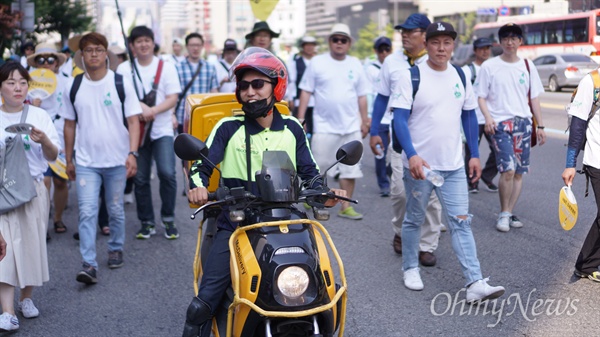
[62,32,142,284]
[117,26,182,241]
[461,37,497,193]
[167,38,186,65]
[563,69,600,281]
[215,39,239,93]
[477,23,546,233]
[370,13,443,267]
[365,36,392,198]
[390,22,505,302]
[298,23,369,220]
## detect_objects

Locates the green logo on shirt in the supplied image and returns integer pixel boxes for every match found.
[348,70,354,80]
[520,73,526,84]
[23,135,30,151]
[104,92,113,106]
[454,83,462,98]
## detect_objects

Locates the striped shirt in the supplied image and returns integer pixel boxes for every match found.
[175,58,218,123]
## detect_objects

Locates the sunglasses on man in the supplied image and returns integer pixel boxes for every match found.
[331,37,349,44]
[35,56,57,65]
[238,79,274,91]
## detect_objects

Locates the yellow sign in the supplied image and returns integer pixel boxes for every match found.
[29,69,57,99]
[559,186,578,231]
[48,152,68,180]
[249,0,279,21]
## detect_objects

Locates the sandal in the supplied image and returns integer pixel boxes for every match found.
[101,226,110,236]
[54,221,67,233]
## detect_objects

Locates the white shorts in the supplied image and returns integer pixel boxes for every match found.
[311,131,363,180]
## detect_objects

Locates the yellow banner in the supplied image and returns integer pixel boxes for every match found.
[249,0,279,21]
[29,69,57,99]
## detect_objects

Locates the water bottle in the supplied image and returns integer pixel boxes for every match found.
[423,167,444,187]
[374,144,384,160]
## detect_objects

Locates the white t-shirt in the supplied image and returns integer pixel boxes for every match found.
[214,59,236,93]
[461,63,485,125]
[476,56,544,123]
[390,62,478,171]
[59,57,73,78]
[116,56,182,140]
[377,51,428,125]
[568,74,600,168]
[0,105,59,179]
[60,71,143,168]
[299,53,369,134]
[28,73,68,149]
[287,54,315,107]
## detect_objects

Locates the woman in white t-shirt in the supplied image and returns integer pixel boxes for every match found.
[26,43,70,235]
[0,62,60,332]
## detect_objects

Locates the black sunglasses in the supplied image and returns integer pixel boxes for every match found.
[35,56,57,65]
[238,79,273,91]
[378,46,392,53]
[331,37,349,44]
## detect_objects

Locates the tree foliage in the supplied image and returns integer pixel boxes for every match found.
[34,0,93,46]
[351,20,394,60]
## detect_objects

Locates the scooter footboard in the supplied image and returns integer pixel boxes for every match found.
[227,219,348,337]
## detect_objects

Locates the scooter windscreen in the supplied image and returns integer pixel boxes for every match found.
[255,151,300,202]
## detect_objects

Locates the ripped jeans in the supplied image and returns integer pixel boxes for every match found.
[402,167,482,286]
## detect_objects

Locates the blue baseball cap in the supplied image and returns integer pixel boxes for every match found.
[374,36,392,49]
[395,13,431,30]
[473,37,493,49]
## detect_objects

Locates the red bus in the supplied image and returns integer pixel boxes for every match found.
[473,10,600,62]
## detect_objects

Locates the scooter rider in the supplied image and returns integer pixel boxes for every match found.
[182,47,347,337]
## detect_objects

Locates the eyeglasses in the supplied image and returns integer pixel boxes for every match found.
[331,37,349,44]
[500,36,521,43]
[401,29,424,35]
[83,48,107,55]
[377,46,392,53]
[35,56,57,65]
[238,79,273,91]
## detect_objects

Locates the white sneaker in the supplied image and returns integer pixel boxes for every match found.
[496,216,510,232]
[124,193,134,204]
[18,298,39,318]
[440,224,447,232]
[403,268,424,291]
[466,278,505,303]
[0,312,19,331]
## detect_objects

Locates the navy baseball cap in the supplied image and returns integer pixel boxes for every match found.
[374,36,392,49]
[498,23,523,39]
[473,37,493,49]
[395,13,431,30]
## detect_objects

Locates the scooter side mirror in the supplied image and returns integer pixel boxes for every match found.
[174,133,209,161]
[336,140,363,166]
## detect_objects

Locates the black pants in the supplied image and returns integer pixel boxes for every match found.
[464,124,498,187]
[575,165,600,274]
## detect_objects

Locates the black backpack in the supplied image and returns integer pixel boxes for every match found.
[391,64,467,154]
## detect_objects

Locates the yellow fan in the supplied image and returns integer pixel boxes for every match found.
[48,152,68,180]
[558,185,578,231]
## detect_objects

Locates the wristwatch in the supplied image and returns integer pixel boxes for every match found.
[128,151,139,158]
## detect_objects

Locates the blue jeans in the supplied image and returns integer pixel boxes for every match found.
[375,124,390,192]
[135,136,177,224]
[402,167,482,285]
[76,165,126,268]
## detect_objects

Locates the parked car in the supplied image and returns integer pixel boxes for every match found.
[533,53,598,92]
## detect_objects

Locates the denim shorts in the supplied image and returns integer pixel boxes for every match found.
[491,117,531,174]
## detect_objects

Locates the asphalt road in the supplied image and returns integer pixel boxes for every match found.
[7,90,600,337]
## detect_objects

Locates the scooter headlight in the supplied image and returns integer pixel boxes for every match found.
[277,266,309,299]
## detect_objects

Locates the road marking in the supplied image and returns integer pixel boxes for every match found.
[541,102,566,110]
